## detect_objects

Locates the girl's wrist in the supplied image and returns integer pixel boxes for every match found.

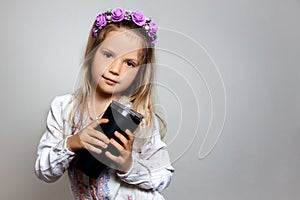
[117,157,134,177]
[119,155,133,174]
[66,134,81,152]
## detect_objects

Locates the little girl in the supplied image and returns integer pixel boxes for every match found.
[35,7,174,200]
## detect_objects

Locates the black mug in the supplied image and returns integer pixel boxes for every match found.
[72,100,144,179]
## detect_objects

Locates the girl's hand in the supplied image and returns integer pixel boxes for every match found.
[66,118,110,154]
[105,129,134,173]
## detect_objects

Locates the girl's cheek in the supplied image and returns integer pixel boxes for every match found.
[91,67,102,83]
[122,70,139,86]
[92,62,106,75]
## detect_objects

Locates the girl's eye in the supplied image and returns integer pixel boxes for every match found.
[103,52,113,59]
[126,61,137,67]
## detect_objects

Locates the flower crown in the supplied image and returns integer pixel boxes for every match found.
[92,7,158,46]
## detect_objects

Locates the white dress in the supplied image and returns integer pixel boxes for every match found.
[35,94,174,200]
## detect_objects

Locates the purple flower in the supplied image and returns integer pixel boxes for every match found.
[95,14,107,27]
[151,39,157,46]
[92,27,99,37]
[149,21,158,34]
[148,31,155,37]
[111,7,125,22]
[132,11,146,26]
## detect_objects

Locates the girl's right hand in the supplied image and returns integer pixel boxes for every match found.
[66,118,110,154]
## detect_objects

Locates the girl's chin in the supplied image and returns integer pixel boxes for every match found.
[94,86,121,97]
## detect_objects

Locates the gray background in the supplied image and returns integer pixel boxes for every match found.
[0,0,299,199]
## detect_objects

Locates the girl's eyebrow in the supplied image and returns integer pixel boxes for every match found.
[100,47,116,56]
[124,56,138,62]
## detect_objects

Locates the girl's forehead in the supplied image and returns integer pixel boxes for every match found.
[101,30,143,56]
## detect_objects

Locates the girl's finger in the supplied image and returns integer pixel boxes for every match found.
[104,151,120,163]
[89,118,109,129]
[114,131,128,147]
[90,129,110,144]
[125,129,134,142]
[110,138,124,153]
[119,130,134,150]
[85,135,108,149]
[84,143,102,154]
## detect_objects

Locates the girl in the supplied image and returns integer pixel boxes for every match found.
[35,7,174,200]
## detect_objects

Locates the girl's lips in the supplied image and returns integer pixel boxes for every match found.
[102,76,118,85]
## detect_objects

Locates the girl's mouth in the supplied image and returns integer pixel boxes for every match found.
[102,76,118,85]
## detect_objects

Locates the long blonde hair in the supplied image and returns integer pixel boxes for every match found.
[68,20,166,138]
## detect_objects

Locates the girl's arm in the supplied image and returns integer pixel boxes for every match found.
[117,116,174,192]
[34,95,76,183]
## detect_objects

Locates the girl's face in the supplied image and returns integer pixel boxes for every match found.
[91,29,143,97]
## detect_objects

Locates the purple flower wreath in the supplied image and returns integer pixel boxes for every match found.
[92,7,158,46]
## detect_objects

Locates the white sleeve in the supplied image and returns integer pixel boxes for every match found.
[34,96,76,183]
[117,117,174,192]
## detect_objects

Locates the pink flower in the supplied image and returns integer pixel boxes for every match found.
[111,7,125,22]
[149,21,157,33]
[92,27,98,37]
[151,39,157,46]
[95,14,107,27]
[132,11,146,26]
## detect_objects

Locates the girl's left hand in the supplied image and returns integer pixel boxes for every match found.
[105,129,134,173]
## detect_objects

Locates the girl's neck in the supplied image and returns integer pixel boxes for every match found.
[89,90,121,119]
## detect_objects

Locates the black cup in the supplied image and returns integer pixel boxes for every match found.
[72,100,144,179]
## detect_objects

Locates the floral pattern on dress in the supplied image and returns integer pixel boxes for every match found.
[69,166,111,199]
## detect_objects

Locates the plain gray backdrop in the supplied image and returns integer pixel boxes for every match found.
[0,0,299,199]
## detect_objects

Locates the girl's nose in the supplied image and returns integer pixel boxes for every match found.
[108,59,122,75]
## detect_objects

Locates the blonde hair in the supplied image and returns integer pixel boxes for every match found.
[68,20,166,138]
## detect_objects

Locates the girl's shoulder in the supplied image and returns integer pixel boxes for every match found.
[50,94,74,108]
[49,94,76,118]
[52,93,73,103]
